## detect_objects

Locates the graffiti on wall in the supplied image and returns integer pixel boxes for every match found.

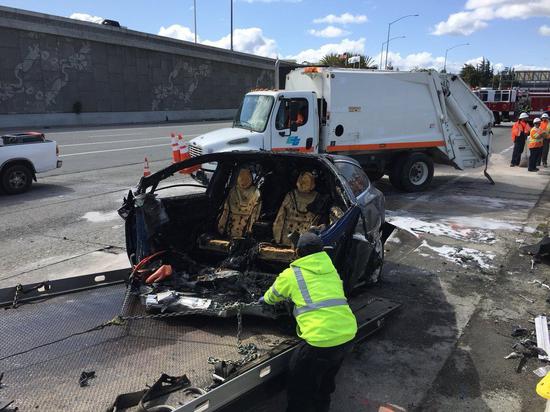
[152,61,211,111]
[0,42,91,106]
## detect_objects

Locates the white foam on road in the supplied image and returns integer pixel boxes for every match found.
[83,211,120,223]
[386,214,497,243]
[419,240,496,270]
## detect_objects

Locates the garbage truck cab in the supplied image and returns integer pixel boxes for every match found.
[190,68,494,191]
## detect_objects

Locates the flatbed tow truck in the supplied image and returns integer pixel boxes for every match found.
[0,270,399,411]
[1,152,400,411]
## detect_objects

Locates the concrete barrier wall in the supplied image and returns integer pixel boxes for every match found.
[0,6,279,128]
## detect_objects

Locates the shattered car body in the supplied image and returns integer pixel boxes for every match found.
[119,151,388,319]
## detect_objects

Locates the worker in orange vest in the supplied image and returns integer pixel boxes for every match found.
[540,113,550,167]
[528,118,545,172]
[511,112,531,167]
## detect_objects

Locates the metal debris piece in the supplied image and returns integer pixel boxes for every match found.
[530,280,550,291]
[511,327,529,338]
[535,316,550,361]
[79,371,96,387]
[521,236,550,262]
[504,351,521,359]
[519,294,535,304]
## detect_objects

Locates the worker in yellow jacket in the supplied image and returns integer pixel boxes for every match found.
[261,232,357,412]
[528,118,546,172]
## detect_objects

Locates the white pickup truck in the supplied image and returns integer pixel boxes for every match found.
[0,132,62,194]
[189,67,494,191]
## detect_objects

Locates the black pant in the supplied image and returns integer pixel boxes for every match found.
[529,147,543,171]
[542,139,549,166]
[511,135,526,166]
[286,341,353,412]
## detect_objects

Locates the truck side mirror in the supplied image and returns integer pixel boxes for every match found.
[290,121,298,132]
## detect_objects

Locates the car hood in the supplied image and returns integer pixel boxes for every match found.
[190,127,264,153]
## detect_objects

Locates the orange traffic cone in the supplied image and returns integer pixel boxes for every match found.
[170,133,180,164]
[143,157,151,177]
[178,134,199,174]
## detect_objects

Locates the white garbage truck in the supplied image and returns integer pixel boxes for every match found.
[189,67,494,191]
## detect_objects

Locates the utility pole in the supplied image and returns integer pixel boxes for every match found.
[443,43,470,73]
[194,0,197,43]
[380,36,406,69]
[230,0,234,51]
[384,14,418,69]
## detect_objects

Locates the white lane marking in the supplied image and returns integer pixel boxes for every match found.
[49,122,231,135]
[60,134,199,147]
[87,132,136,137]
[499,145,513,154]
[60,143,169,157]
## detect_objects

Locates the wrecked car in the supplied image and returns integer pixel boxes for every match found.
[119,151,387,319]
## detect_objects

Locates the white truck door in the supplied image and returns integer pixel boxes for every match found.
[270,92,318,153]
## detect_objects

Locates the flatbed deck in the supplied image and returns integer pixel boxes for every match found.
[0,273,399,411]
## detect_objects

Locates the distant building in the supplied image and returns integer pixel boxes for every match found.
[515,71,550,89]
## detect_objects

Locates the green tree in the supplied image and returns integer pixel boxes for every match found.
[460,64,480,87]
[319,53,377,69]
[459,58,495,87]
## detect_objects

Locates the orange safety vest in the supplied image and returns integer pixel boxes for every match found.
[541,120,550,139]
[512,120,531,142]
[528,126,544,149]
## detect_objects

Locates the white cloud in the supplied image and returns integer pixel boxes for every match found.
[69,12,104,24]
[539,24,550,35]
[158,24,196,42]
[202,27,278,57]
[313,13,368,25]
[159,25,277,58]
[287,38,366,64]
[433,0,550,35]
[308,26,351,38]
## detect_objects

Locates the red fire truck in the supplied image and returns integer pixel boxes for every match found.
[474,88,550,124]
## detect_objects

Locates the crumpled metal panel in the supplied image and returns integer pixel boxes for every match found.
[0,284,290,411]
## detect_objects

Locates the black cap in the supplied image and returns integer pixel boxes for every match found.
[296,232,324,257]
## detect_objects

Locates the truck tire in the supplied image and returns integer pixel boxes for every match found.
[493,111,501,125]
[388,157,404,190]
[397,152,434,192]
[1,164,33,194]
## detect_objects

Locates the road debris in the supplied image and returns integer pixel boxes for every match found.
[519,294,536,304]
[521,236,550,266]
[536,316,550,361]
[530,280,550,291]
[511,327,530,338]
[79,371,96,387]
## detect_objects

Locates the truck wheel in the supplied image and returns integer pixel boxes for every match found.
[1,164,33,194]
[493,111,501,125]
[388,158,404,190]
[398,152,434,192]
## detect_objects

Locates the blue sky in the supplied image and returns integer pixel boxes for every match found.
[2,0,550,72]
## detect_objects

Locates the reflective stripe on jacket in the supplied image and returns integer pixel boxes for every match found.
[529,127,545,149]
[263,251,357,347]
[512,120,531,142]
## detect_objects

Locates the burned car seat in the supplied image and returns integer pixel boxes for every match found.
[199,168,261,253]
[258,171,322,262]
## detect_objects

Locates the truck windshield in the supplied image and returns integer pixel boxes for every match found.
[233,95,274,132]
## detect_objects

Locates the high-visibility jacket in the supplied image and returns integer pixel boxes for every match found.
[512,120,531,142]
[528,126,545,149]
[263,251,357,347]
[541,120,550,139]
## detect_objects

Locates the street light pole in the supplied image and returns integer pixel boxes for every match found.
[384,14,419,69]
[380,36,406,69]
[194,0,197,43]
[230,0,233,51]
[443,42,470,72]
